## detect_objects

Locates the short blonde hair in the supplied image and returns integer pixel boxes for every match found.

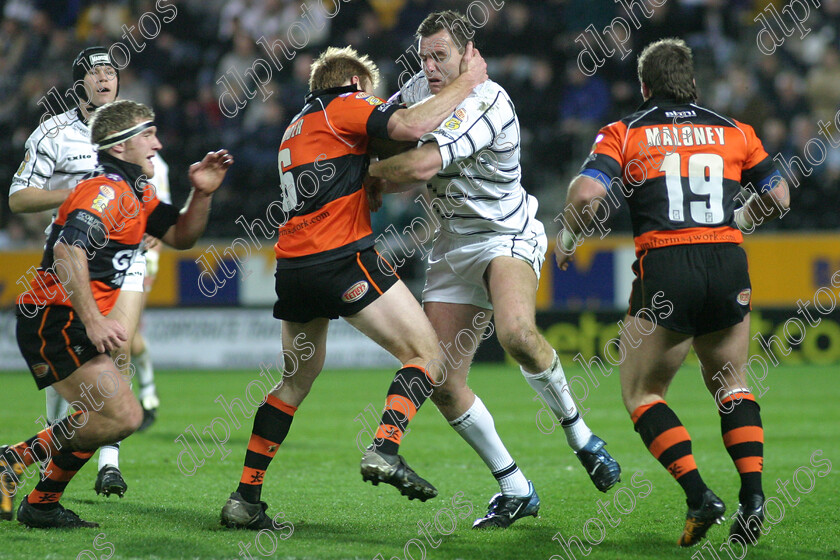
[309,46,380,92]
[89,99,155,148]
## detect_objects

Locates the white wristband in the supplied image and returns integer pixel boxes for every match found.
[560,229,578,252]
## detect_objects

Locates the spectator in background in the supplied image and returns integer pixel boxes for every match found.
[806,46,840,119]
[558,62,611,163]
[773,71,811,122]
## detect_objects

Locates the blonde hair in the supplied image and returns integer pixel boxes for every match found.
[309,46,380,91]
[89,99,155,148]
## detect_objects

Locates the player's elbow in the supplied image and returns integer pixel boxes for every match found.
[9,191,27,213]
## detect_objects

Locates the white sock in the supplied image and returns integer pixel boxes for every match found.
[133,348,157,401]
[449,396,531,496]
[522,352,593,451]
[98,442,121,470]
[45,386,72,423]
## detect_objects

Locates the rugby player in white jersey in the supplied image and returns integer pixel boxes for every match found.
[5,47,165,510]
[367,10,621,528]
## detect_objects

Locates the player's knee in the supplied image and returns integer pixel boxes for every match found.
[497,323,540,364]
[130,333,145,356]
[430,385,457,408]
[121,403,144,436]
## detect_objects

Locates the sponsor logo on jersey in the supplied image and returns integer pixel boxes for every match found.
[341,280,369,303]
[112,249,134,272]
[455,108,468,121]
[67,153,93,162]
[737,288,751,306]
[665,110,697,118]
[104,173,123,182]
[355,92,383,106]
[91,185,116,212]
[32,363,50,378]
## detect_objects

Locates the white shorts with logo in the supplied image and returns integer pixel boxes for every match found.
[422,217,548,310]
[121,252,147,293]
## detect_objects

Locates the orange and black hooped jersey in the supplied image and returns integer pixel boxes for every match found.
[16,153,180,316]
[580,98,780,254]
[273,85,401,267]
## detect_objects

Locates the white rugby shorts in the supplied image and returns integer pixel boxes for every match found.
[422,218,547,309]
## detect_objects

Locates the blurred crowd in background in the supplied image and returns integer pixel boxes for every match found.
[2,0,839,253]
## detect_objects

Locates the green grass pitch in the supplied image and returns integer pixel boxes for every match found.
[1,363,838,559]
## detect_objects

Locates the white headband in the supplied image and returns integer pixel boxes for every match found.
[96,120,155,150]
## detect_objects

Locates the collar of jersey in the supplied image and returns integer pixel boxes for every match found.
[97,151,148,197]
[305,84,360,103]
[637,96,695,111]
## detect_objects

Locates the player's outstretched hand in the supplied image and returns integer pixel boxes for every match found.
[459,42,487,87]
[86,316,128,354]
[554,244,574,271]
[189,149,234,196]
[141,233,160,250]
[364,174,386,212]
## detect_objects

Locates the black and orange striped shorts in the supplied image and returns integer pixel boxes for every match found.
[273,246,399,323]
[16,305,101,389]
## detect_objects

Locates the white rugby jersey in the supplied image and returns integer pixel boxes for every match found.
[10,108,171,209]
[400,72,537,236]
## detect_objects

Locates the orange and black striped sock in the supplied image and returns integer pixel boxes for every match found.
[632,400,707,508]
[27,450,93,510]
[719,392,764,501]
[4,412,85,470]
[374,366,433,456]
[236,395,296,504]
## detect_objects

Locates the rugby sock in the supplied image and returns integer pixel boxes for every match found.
[632,400,707,508]
[374,366,433,456]
[450,396,531,497]
[27,450,94,510]
[97,442,120,470]
[45,386,71,423]
[4,412,86,469]
[719,391,764,502]
[134,348,158,402]
[522,352,592,450]
[236,395,296,504]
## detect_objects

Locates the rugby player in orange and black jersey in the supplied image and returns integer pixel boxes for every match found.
[16,150,180,388]
[271,85,404,322]
[578,97,782,334]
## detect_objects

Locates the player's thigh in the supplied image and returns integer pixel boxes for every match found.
[485,256,539,341]
[276,318,329,401]
[620,314,694,413]
[424,301,491,389]
[110,289,144,343]
[52,354,140,424]
[345,280,440,370]
[694,314,751,396]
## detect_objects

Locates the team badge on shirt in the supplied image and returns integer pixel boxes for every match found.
[16,150,30,176]
[444,109,468,130]
[91,185,116,212]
